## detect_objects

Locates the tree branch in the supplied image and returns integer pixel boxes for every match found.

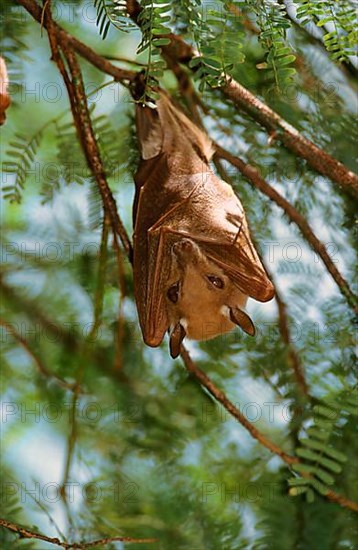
[18,0,358,196]
[0,518,157,548]
[125,0,358,198]
[220,78,358,197]
[42,2,132,259]
[213,157,310,399]
[16,0,136,84]
[181,346,298,465]
[0,318,77,392]
[180,347,358,513]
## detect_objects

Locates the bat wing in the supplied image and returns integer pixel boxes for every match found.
[192,173,274,302]
[194,211,274,302]
[134,226,179,347]
[135,172,274,346]
[200,240,274,302]
[145,172,275,303]
[133,162,216,346]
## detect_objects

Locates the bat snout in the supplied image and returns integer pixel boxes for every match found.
[172,238,197,259]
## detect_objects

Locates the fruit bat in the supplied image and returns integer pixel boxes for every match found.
[132,90,274,358]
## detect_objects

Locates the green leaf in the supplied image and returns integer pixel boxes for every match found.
[288,477,309,487]
[314,405,338,420]
[306,428,330,442]
[152,38,171,46]
[317,17,333,27]
[189,57,203,68]
[276,55,296,66]
[301,439,347,463]
[296,448,319,461]
[306,489,315,503]
[311,479,329,496]
[292,463,317,475]
[314,468,335,485]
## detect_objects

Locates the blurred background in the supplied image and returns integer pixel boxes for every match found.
[1,1,357,548]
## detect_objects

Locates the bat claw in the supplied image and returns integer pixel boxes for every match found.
[169,322,186,359]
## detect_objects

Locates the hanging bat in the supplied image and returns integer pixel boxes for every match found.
[132,89,274,358]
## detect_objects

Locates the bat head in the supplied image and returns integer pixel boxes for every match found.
[165,238,256,358]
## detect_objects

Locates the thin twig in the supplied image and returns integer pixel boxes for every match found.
[103,54,147,67]
[17,0,135,84]
[325,490,358,512]
[181,346,298,465]
[125,0,358,198]
[91,217,110,339]
[25,481,68,542]
[180,346,358,513]
[43,6,132,258]
[260,263,309,446]
[113,233,127,370]
[0,518,157,548]
[273,282,309,397]
[61,386,80,499]
[0,318,77,392]
[213,158,309,399]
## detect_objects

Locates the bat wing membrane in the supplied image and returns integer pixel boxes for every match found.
[191,173,275,301]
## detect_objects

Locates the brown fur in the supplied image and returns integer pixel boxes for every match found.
[133,91,274,351]
[166,239,247,340]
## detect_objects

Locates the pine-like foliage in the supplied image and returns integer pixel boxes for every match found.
[253,0,297,88]
[289,393,356,501]
[2,131,44,203]
[94,0,135,38]
[295,0,357,62]
[136,0,172,100]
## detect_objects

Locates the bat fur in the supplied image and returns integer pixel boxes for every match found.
[132,90,274,357]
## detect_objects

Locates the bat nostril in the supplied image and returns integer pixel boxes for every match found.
[172,239,194,256]
[181,239,193,251]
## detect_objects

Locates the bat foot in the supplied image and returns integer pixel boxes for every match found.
[169,322,186,359]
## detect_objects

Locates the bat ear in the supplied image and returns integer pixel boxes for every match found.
[135,104,163,159]
[169,322,186,359]
[229,307,256,337]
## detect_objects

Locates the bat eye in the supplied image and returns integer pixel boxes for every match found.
[167,282,179,303]
[207,275,224,289]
